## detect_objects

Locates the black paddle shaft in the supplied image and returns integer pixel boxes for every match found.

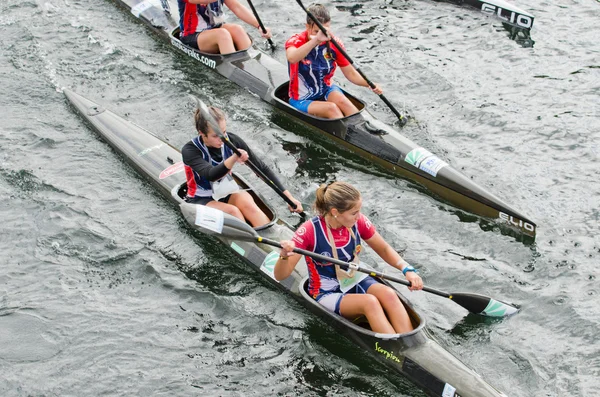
[196,99,303,214]
[220,136,303,214]
[257,236,449,297]
[246,0,276,50]
[296,0,405,122]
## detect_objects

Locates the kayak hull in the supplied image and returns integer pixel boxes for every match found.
[64,88,508,397]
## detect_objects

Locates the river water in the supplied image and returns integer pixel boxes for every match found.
[1,0,598,396]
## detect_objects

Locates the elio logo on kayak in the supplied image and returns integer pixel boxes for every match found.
[171,39,217,69]
[480,3,533,29]
[499,211,535,232]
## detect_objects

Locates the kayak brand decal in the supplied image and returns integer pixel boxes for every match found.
[171,39,217,69]
[194,205,224,234]
[499,211,535,233]
[159,161,184,179]
[230,242,245,256]
[260,251,280,282]
[138,144,163,157]
[374,342,401,363]
[404,148,448,177]
[480,3,533,29]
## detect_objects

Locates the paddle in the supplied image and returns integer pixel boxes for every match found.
[187,209,519,318]
[294,0,407,126]
[195,98,305,216]
[246,0,276,50]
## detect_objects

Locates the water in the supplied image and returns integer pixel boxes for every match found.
[1,0,598,395]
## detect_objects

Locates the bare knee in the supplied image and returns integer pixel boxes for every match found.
[223,205,244,220]
[323,103,343,119]
[360,294,384,314]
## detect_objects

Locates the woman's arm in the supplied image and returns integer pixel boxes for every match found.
[224,0,261,28]
[274,240,302,281]
[286,30,329,64]
[339,65,383,94]
[364,232,423,290]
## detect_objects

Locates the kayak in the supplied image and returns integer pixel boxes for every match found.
[64,88,509,397]
[457,0,534,30]
[109,0,537,238]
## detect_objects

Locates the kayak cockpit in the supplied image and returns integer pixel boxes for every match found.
[273,82,366,120]
[172,173,278,231]
[299,276,425,338]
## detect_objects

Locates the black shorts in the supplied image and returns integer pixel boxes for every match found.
[186,194,231,206]
[180,32,201,49]
[180,24,223,50]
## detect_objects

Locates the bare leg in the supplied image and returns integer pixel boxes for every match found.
[306,100,344,119]
[338,293,396,334]
[197,28,235,54]
[221,24,251,52]
[327,90,359,117]
[366,284,414,333]
[206,200,244,221]
[227,191,270,227]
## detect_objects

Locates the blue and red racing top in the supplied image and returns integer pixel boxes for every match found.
[178,0,225,37]
[285,31,350,101]
[292,214,376,298]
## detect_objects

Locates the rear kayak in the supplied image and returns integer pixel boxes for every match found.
[109,0,537,239]
[64,88,509,397]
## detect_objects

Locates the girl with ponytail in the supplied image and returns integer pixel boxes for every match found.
[275,182,423,334]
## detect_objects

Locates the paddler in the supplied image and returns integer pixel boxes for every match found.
[177,0,272,54]
[182,105,303,226]
[275,182,423,334]
[285,4,384,119]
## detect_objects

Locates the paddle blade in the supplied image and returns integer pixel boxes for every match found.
[191,96,224,137]
[180,202,258,241]
[450,293,519,317]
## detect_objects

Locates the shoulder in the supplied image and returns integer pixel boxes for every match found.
[292,219,316,249]
[356,214,376,239]
[285,32,307,49]
[181,140,199,156]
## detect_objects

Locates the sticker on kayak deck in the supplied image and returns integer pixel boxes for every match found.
[159,161,184,179]
[194,205,224,234]
[404,147,448,177]
[131,0,153,17]
[230,242,245,256]
[442,383,457,397]
[260,251,280,282]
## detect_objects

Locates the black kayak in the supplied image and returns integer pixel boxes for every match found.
[64,88,510,397]
[109,0,537,238]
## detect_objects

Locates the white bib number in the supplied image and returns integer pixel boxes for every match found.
[338,261,370,293]
[211,173,239,201]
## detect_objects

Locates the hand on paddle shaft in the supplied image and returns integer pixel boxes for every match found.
[246,0,276,50]
[296,0,407,126]
[195,98,305,216]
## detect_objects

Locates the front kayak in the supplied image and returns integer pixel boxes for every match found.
[64,88,509,397]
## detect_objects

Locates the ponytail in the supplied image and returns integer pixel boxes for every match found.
[313,181,361,216]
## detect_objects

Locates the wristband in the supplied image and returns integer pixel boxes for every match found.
[402,265,417,275]
[279,255,288,261]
